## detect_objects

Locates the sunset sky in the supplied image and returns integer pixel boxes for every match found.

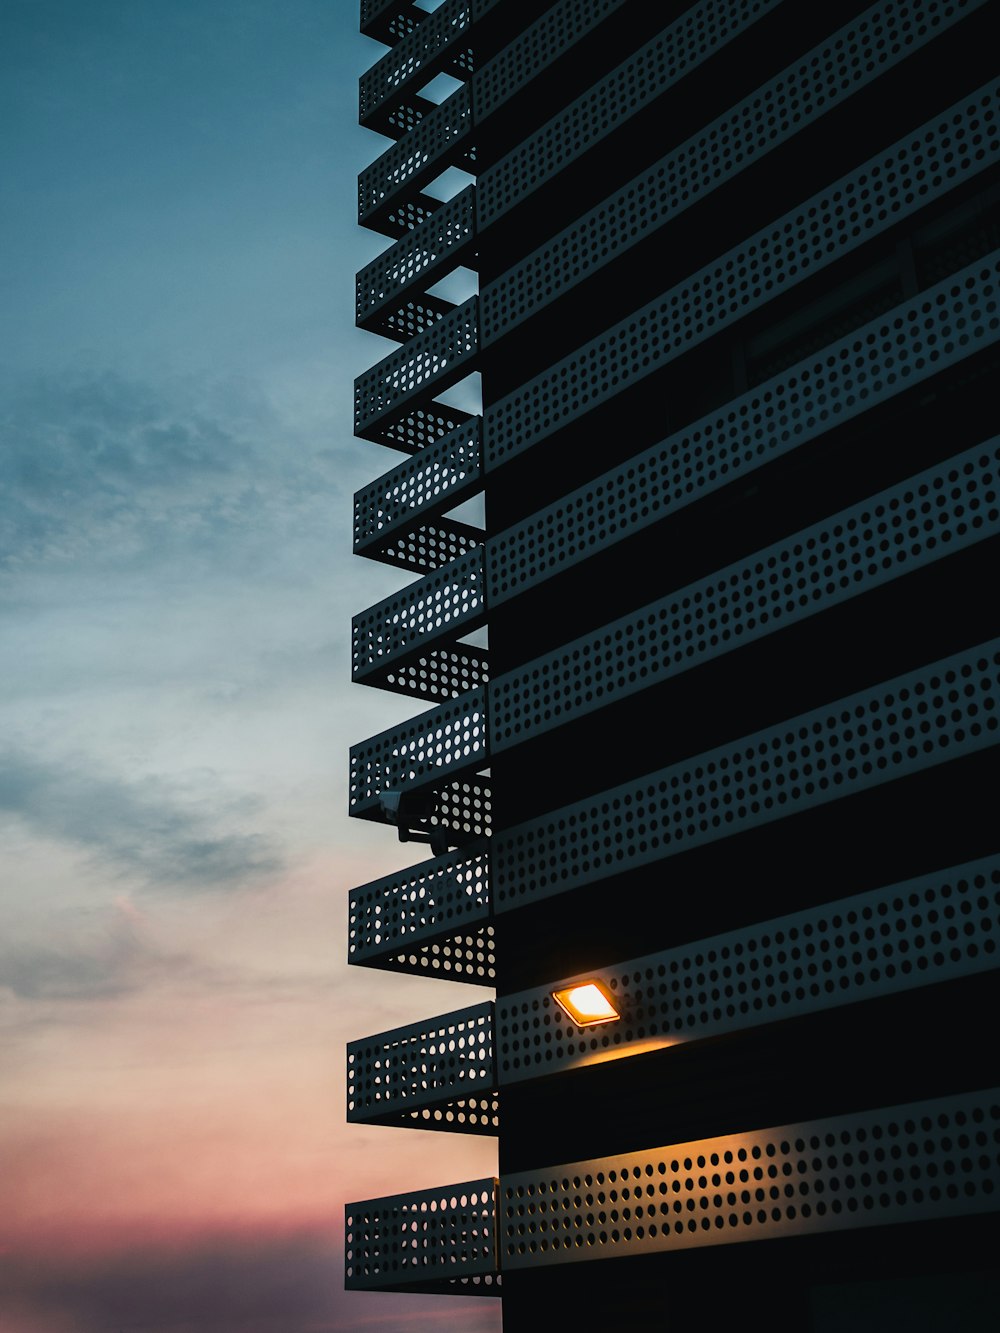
[0,2,498,1328]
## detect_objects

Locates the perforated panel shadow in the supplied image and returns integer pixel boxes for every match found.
[481,77,1000,346]
[348,843,494,981]
[489,440,1000,752]
[349,687,488,818]
[356,186,476,339]
[493,639,1000,911]
[346,1178,499,1292]
[359,0,472,133]
[359,87,475,237]
[354,419,482,559]
[496,855,1000,1083]
[353,548,486,687]
[354,298,479,442]
[477,0,788,230]
[472,0,628,122]
[347,1001,498,1133]
[500,1088,1000,1267]
[485,252,1000,590]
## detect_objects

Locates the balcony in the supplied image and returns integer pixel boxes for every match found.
[348,841,493,981]
[347,1000,497,1132]
[360,0,474,138]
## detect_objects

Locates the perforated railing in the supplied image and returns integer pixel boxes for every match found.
[497,854,1000,1082]
[486,253,1000,600]
[348,1001,498,1133]
[352,547,487,697]
[492,638,1000,911]
[346,1178,499,1293]
[489,439,1000,751]
[500,1088,1000,1266]
[354,297,479,444]
[349,687,488,819]
[348,842,494,981]
[476,0,790,230]
[481,76,1000,346]
[359,85,475,239]
[359,0,473,136]
[354,419,483,572]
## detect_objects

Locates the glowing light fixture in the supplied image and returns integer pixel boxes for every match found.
[551,980,621,1027]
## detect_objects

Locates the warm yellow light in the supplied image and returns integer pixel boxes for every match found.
[551,980,621,1026]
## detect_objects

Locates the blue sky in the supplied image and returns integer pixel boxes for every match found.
[0,3,497,1329]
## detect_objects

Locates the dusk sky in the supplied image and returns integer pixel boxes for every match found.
[0,2,498,1329]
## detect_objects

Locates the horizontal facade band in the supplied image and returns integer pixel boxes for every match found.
[354,417,482,566]
[345,1177,500,1293]
[476,0,789,231]
[348,686,487,818]
[500,1087,1000,1267]
[481,75,1000,348]
[486,251,1000,603]
[497,854,1000,1083]
[348,841,493,981]
[492,637,1000,911]
[359,0,473,136]
[347,1000,498,1133]
[489,437,1000,751]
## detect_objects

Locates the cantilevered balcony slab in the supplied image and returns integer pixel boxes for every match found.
[348,841,493,982]
[347,1000,498,1133]
[346,1177,499,1294]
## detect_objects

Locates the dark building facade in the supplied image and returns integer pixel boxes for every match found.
[345,0,1000,1325]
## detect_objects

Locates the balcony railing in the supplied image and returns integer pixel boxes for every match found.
[492,637,1000,911]
[360,0,473,137]
[348,841,493,981]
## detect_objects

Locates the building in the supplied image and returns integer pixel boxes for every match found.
[345,0,1000,1324]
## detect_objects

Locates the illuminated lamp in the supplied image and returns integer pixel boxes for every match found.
[551,980,621,1026]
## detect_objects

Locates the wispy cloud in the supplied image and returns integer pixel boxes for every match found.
[0,749,281,891]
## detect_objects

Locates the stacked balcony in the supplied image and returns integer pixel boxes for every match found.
[346,0,1000,1312]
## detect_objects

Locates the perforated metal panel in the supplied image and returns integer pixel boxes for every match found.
[384,645,490,705]
[356,185,476,339]
[359,0,472,134]
[354,298,479,442]
[346,1178,499,1292]
[472,0,629,123]
[485,253,1000,592]
[476,0,788,229]
[361,0,421,46]
[489,440,1000,751]
[501,1088,1000,1266]
[348,1001,498,1133]
[497,855,1000,1082]
[481,77,1000,346]
[353,547,486,687]
[348,842,494,981]
[349,686,487,818]
[493,639,1000,911]
[358,86,475,236]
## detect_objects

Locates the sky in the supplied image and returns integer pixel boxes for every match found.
[0,2,498,1329]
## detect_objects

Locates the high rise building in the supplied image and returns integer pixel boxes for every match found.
[345,0,1000,1324]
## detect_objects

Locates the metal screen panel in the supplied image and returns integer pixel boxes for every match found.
[356,185,476,337]
[349,686,488,818]
[493,638,1000,910]
[481,76,1000,345]
[476,0,788,229]
[360,0,472,132]
[346,1178,499,1292]
[501,1088,1000,1267]
[489,439,1000,751]
[348,842,494,981]
[496,855,1000,1082]
[472,0,629,122]
[348,1000,498,1132]
[359,86,474,236]
[353,548,486,685]
[354,297,479,441]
